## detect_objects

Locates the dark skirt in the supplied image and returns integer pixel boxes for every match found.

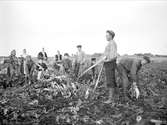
[104,59,117,88]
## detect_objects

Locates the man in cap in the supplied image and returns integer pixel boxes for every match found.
[117,56,151,101]
[22,49,28,59]
[21,49,28,75]
[102,30,118,104]
[6,50,20,86]
[8,50,20,75]
[74,45,86,77]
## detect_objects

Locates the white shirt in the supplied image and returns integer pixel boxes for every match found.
[76,50,85,64]
[104,40,117,61]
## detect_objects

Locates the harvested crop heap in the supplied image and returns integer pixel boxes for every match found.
[0,62,167,125]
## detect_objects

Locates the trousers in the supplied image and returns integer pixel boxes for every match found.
[104,59,117,88]
[117,63,130,95]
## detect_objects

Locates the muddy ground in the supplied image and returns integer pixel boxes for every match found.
[0,61,167,125]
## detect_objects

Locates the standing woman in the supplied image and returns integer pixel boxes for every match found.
[103,30,118,104]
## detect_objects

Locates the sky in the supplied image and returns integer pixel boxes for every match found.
[0,0,167,57]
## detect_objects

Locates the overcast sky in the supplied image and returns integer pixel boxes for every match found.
[0,0,167,57]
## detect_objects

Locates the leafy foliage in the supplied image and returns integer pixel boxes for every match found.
[0,62,167,125]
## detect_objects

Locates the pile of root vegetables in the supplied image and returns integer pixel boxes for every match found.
[0,62,167,125]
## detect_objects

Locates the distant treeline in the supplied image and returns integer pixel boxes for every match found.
[155,55,167,57]
[1,53,167,61]
[135,53,167,57]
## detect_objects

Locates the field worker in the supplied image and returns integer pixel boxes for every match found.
[19,56,24,75]
[62,53,72,74]
[38,48,48,62]
[25,55,35,84]
[103,30,118,104]
[36,53,48,80]
[6,50,20,86]
[53,50,63,72]
[42,48,48,61]
[21,49,28,75]
[22,49,28,58]
[74,45,86,77]
[55,50,62,62]
[0,58,6,73]
[91,58,97,79]
[117,56,151,101]
[37,51,44,61]
[8,50,20,76]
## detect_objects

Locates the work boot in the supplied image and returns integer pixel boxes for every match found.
[104,88,114,104]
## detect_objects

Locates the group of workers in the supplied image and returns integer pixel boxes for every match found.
[0,43,87,86]
[0,30,151,104]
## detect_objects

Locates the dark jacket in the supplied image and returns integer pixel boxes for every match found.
[55,54,62,62]
[38,52,48,60]
[62,58,72,73]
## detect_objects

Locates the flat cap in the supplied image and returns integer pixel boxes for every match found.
[64,53,69,56]
[106,30,115,38]
[76,45,82,48]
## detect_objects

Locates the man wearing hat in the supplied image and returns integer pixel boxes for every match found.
[103,30,118,104]
[21,49,28,75]
[74,45,86,77]
[4,50,20,87]
[117,56,151,101]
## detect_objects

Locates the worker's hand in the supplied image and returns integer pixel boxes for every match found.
[100,56,107,63]
[103,56,107,60]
